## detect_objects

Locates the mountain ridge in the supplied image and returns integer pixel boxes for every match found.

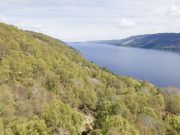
[90,33,180,52]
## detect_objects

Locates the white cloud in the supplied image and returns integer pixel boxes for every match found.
[0,0,32,9]
[117,19,136,28]
[165,5,180,17]
[18,23,46,33]
[0,0,33,4]
[1,0,180,41]
[0,14,7,22]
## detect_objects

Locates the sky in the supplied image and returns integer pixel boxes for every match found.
[0,0,180,42]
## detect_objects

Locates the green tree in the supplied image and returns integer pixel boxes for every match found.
[101,116,139,135]
[0,117,4,134]
[0,41,11,61]
[89,129,103,135]
[8,116,51,135]
[168,95,180,113]
[171,116,180,133]
[42,100,83,134]
[96,101,129,127]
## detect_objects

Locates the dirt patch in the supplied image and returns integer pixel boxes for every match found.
[81,114,94,133]
[90,78,100,84]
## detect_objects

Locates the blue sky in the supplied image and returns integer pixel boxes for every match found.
[1,0,180,41]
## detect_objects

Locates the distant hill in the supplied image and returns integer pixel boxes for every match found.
[91,33,180,52]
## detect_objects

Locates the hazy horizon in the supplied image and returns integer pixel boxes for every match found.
[1,0,180,42]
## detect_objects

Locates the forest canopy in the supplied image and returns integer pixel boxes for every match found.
[0,22,180,135]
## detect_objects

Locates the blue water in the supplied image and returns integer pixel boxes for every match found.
[68,42,180,87]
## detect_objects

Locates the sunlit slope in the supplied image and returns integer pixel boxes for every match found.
[0,22,179,135]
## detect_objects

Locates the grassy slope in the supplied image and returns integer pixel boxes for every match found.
[0,22,179,135]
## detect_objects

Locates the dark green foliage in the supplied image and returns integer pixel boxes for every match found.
[101,67,110,73]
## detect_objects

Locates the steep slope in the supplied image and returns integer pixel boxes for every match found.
[92,33,180,52]
[0,22,179,135]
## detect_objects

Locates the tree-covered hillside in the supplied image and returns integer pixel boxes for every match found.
[92,33,180,52]
[0,22,180,135]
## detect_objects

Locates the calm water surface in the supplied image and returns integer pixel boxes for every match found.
[68,42,180,87]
